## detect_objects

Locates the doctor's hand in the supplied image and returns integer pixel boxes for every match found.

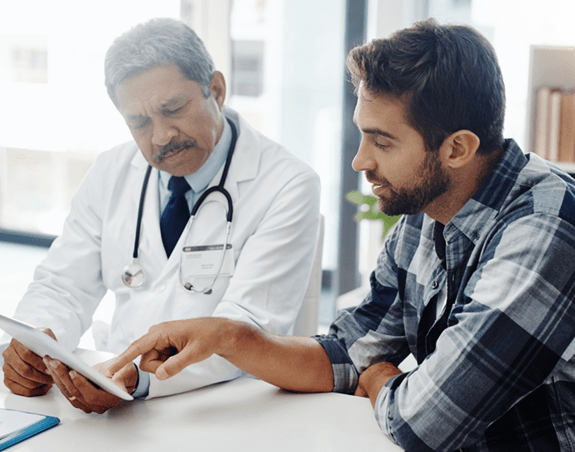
[106,318,226,381]
[2,328,56,397]
[42,356,138,414]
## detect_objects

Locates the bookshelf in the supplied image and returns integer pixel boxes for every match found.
[526,45,575,175]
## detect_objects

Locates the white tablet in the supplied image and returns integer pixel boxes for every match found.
[0,315,133,401]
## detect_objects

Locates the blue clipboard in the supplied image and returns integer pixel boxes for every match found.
[0,408,60,450]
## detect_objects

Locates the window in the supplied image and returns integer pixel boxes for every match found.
[231,40,265,97]
[0,0,182,236]
[229,0,347,323]
[11,46,48,83]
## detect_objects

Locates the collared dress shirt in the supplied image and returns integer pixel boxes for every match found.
[315,139,575,451]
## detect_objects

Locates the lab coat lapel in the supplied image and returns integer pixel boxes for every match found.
[184,112,260,246]
[129,152,169,274]
[183,165,234,247]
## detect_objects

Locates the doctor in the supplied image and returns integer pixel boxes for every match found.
[2,18,320,413]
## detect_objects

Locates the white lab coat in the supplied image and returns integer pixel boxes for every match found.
[13,109,321,398]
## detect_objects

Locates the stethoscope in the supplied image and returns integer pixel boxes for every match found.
[121,119,237,294]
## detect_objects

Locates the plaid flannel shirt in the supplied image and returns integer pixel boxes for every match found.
[316,139,575,451]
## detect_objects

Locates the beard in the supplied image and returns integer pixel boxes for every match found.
[367,151,451,217]
[153,139,197,163]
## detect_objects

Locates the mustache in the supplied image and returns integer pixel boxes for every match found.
[153,139,197,163]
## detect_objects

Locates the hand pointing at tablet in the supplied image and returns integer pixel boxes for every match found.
[106,318,226,382]
[107,318,334,394]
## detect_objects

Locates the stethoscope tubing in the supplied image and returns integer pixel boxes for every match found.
[124,118,238,290]
[133,165,153,259]
[191,184,233,222]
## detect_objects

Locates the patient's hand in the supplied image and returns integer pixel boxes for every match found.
[355,362,402,407]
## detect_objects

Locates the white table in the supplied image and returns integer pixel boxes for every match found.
[1,351,403,452]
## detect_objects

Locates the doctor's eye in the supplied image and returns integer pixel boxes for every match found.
[163,106,183,116]
[129,118,150,130]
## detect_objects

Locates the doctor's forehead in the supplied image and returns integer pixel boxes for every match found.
[114,65,194,113]
[117,93,186,119]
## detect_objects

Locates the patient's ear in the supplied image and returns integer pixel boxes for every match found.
[442,130,480,169]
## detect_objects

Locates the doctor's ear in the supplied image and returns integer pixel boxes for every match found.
[209,71,226,110]
[442,130,480,169]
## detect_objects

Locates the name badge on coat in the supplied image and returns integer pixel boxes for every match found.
[181,244,235,279]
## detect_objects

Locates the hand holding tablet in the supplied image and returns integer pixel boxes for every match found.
[0,315,133,401]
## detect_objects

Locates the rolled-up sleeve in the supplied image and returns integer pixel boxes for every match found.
[314,221,411,395]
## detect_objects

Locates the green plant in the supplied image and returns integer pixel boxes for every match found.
[346,190,402,240]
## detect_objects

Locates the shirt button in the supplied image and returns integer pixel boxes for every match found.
[156,284,166,293]
[431,281,438,289]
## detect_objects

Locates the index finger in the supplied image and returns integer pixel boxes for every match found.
[104,333,159,377]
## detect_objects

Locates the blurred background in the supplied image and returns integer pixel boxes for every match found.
[1,0,574,331]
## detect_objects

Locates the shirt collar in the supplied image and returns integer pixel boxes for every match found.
[159,118,232,193]
[446,139,528,243]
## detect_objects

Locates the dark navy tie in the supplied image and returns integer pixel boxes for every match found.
[160,176,191,257]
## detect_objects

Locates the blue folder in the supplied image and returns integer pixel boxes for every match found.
[0,408,60,450]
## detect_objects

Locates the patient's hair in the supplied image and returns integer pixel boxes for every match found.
[347,18,506,154]
[105,18,215,105]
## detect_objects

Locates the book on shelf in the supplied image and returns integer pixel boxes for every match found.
[559,92,575,163]
[533,86,575,163]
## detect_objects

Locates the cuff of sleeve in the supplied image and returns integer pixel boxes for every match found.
[313,334,358,394]
[131,365,150,399]
[375,373,408,445]
[374,385,399,445]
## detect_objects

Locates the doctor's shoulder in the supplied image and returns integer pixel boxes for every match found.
[73,141,144,200]
[85,141,142,178]
[232,113,320,192]
[257,134,319,182]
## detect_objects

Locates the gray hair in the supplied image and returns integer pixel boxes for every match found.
[105,18,215,105]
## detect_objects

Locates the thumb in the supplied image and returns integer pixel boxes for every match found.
[155,354,189,380]
[112,363,138,391]
[155,345,206,380]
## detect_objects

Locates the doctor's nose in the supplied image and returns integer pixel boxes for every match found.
[352,139,376,173]
[151,119,178,146]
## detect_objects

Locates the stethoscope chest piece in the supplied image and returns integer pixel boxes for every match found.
[122,262,146,288]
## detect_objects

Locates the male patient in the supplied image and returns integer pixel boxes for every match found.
[2,18,320,413]
[108,19,575,452]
